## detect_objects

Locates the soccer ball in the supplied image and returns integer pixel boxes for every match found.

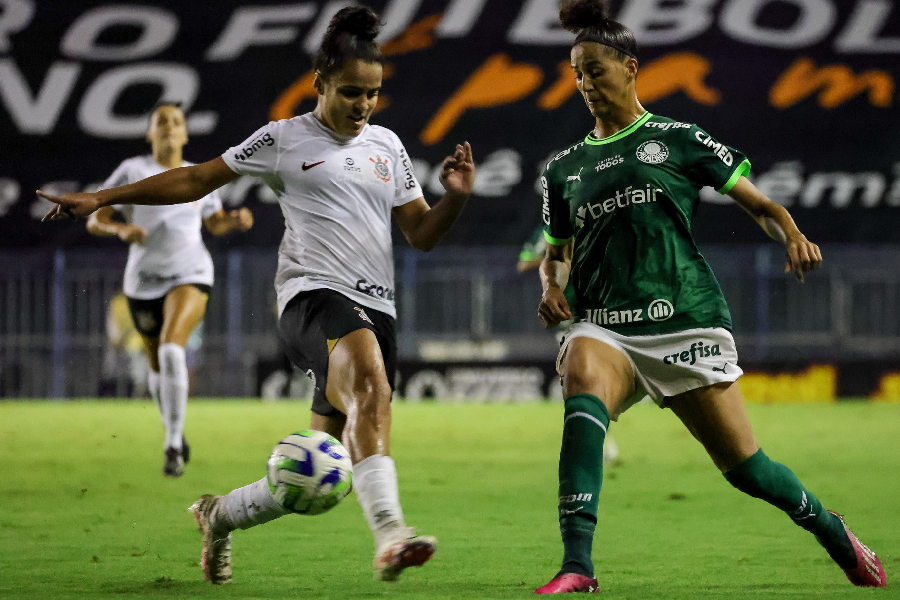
[266,430,353,515]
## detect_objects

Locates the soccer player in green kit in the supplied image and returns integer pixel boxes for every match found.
[534,0,886,593]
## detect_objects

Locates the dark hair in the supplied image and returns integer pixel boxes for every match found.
[560,0,637,61]
[314,6,384,79]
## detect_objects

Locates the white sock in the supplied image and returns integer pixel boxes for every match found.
[221,477,289,531]
[148,370,162,424]
[158,343,188,450]
[353,454,407,548]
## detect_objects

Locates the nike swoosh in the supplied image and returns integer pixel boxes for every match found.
[560,506,584,515]
[302,161,325,171]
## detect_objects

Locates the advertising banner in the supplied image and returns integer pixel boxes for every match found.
[3,0,899,249]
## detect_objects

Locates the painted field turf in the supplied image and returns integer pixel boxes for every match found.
[0,400,898,600]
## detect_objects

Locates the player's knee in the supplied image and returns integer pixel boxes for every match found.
[158,343,187,377]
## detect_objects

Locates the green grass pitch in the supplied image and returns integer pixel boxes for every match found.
[1,399,898,600]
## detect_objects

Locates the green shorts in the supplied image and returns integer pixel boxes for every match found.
[557,323,743,417]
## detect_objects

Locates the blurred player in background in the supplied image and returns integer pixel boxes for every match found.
[99,291,148,398]
[533,0,884,593]
[85,103,254,477]
[518,224,618,463]
[40,6,475,585]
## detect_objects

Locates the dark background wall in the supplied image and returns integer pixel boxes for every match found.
[3,0,899,249]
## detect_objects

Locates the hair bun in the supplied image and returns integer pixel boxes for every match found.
[559,0,611,34]
[329,6,380,41]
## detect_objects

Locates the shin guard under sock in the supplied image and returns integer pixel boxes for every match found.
[724,448,854,568]
[557,393,610,578]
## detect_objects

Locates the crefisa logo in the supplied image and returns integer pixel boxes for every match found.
[636,140,669,164]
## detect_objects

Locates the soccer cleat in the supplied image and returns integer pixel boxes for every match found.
[534,573,599,594]
[189,494,233,584]
[181,437,190,464]
[827,510,886,587]
[163,446,184,477]
[373,529,437,581]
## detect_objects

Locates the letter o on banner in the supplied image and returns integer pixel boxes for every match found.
[78,63,199,138]
[720,0,835,49]
[62,6,178,61]
[403,370,448,402]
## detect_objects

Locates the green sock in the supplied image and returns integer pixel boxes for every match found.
[724,449,854,568]
[557,393,609,578]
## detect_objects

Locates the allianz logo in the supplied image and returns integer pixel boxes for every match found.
[575,184,662,228]
[585,299,674,325]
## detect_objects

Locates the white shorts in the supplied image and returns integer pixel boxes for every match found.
[557,323,743,417]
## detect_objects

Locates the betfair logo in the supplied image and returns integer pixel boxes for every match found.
[575,184,661,228]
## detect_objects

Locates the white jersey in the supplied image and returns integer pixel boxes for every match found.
[222,113,423,318]
[102,155,223,299]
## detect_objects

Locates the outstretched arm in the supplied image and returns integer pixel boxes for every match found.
[728,175,822,282]
[204,207,254,236]
[392,142,475,252]
[538,241,573,328]
[40,157,239,221]
[86,206,147,244]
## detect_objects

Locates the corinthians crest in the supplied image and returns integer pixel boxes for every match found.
[369,155,391,182]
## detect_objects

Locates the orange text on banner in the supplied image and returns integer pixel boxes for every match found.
[740,365,837,404]
[420,53,543,146]
[770,57,894,109]
[538,52,721,110]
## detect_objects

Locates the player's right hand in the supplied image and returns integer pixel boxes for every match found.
[538,286,572,329]
[37,190,101,221]
[117,224,147,244]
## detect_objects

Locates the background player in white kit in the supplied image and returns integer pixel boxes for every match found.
[40,6,475,584]
[86,103,253,477]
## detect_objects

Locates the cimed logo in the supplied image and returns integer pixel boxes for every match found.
[636,140,669,164]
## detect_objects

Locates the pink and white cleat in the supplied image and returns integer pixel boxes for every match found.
[373,530,437,581]
[828,511,886,587]
[535,573,599,594]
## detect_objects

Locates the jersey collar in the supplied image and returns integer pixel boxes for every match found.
[584,112,652,146]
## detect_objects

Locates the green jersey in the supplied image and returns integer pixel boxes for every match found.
[542,112,750,336]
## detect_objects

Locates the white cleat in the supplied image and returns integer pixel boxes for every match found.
[189,494,233,584]
[373,529,437,582]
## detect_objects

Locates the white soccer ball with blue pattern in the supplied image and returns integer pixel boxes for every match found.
[266,430,353,515]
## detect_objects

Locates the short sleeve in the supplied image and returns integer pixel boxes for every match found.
[684,125,751,194]
[541,166,573,246]
[199,189,224,219]
[222,122,281,177]
[392,140,423,207]
[101,159,135,216]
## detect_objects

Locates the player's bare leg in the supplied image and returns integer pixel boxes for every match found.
[536,337,633,594]
[325,328,435,581]
[670,382,885,587]
[156,284,207,475]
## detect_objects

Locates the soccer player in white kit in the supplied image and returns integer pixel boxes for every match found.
[86,103,253,477]
[40,6,475,584]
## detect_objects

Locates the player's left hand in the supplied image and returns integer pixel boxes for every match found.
[784,234,822,283]
[439,142,475,197]
[230,207,254,231]
[38,190,102,221]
